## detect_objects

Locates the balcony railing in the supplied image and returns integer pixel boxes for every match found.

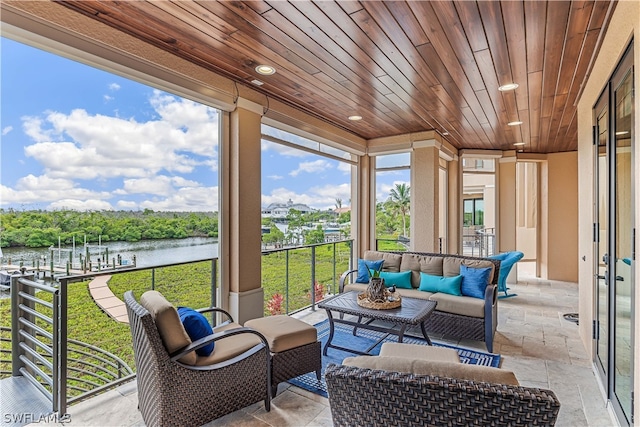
[1,239,352,417]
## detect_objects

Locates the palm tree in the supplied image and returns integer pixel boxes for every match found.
[335,198,342,210]
[389,183,410,237]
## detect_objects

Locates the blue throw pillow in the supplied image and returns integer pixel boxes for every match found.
[356,259,384,283]
[177,307,214,356]
[460,265,493,299]
[379,271,413,289]
[418,273,462,296]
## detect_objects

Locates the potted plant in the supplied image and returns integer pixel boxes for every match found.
[366,267,386,302]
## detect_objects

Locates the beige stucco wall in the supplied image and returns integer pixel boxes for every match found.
[540,152,579,282]
[411,146,440,252]
[576,0,639,421]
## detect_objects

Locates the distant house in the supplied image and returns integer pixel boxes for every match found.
[261,199,316,219]
[334,207,351,215]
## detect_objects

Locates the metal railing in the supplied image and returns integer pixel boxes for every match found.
[262,239,353,315]
[10,273,64,413]
[3,242,352,416]
[462,227,495,257]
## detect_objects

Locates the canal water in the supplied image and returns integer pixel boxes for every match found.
[1,237,219,269]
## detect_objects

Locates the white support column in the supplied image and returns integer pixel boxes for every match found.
[221,98,265,324]
[354,154,375,258]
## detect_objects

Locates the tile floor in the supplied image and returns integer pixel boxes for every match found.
[30,276,616,427]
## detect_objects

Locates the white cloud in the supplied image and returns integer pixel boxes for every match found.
[261,140,309,158]
[2,126,13,136]
[0,174,112,209]
[19,93,219,182]
[104,95,114,102]
[289,159,332,177]
[109,83,121,91]
[377,180,410,202]
[267,175,284,180]
[138,186,219,212]
[337,162,352,174]
[262,183,350,210]
[118,175,202,196]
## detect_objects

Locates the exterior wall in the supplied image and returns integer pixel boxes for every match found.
[540,152,579,282]
[576,0,639,422]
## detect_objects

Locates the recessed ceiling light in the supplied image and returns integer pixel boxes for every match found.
[518,149,524,152]
[615,131,629,136]
[348,115,362,121]
[508,121,523,126]
[442,131,449,136]
[513,142,525,146]
[250,79,264,86]
[498,83,519,91]
[255,65,276,75]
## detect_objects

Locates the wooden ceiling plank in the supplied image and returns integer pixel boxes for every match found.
[524,0,547,73]
[477,1,513,87]
[527,70,543,148]
[416,2,484,93]
[241,0,272,15]
[407,0,494,144]
[252,7,408,118]
[453,1,488,52]
[218,1,413,131]
[501,1,530,123]
[151,1,374,123]
[540,1,570,118]
[336,0,364,16]
[555,1,594,96]
[353,2,481,139]
[273,0,386,77]
[415,43,492,145]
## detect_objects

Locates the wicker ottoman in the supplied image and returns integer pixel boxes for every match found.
[245,315,322,397]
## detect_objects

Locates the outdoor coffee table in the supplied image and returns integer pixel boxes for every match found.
[317,291,437,356]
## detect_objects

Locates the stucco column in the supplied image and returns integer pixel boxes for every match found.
[498,153,517,282]
[411,146,439,252]
[498,154,517,254]
[222,98,264,324]
[354,154,375,257]
[447,157,460,254]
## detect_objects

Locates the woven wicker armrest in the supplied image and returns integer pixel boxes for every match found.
[339,269,357,293]
[169,327,271,364]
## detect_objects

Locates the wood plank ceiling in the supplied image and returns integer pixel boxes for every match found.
[57,0,616,153]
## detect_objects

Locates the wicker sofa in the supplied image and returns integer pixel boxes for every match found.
[339,250,501,352]
[325,362,561,426]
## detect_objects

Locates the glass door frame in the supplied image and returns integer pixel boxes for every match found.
[592,40,635,426]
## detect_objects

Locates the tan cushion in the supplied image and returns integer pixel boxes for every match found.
[342,356,519,386]
[364,250,402,272]
[443,257,495,283]
[380,343,460,363]
[194,322,262,366]
[139,291,196,365]
[428,292,485,318]
[394,288,433,300]
[400,254,444,288]
[245,315,317,353]
[344,283,368,293]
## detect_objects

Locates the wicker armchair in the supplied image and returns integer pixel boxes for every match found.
[325,363,561,427]
[124,291,271,427]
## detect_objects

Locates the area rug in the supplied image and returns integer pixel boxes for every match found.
[288,319,501,398]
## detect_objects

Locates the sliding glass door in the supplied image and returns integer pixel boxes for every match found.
[593,41,634,426]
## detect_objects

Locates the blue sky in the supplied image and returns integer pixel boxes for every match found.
[1,38,408,212]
